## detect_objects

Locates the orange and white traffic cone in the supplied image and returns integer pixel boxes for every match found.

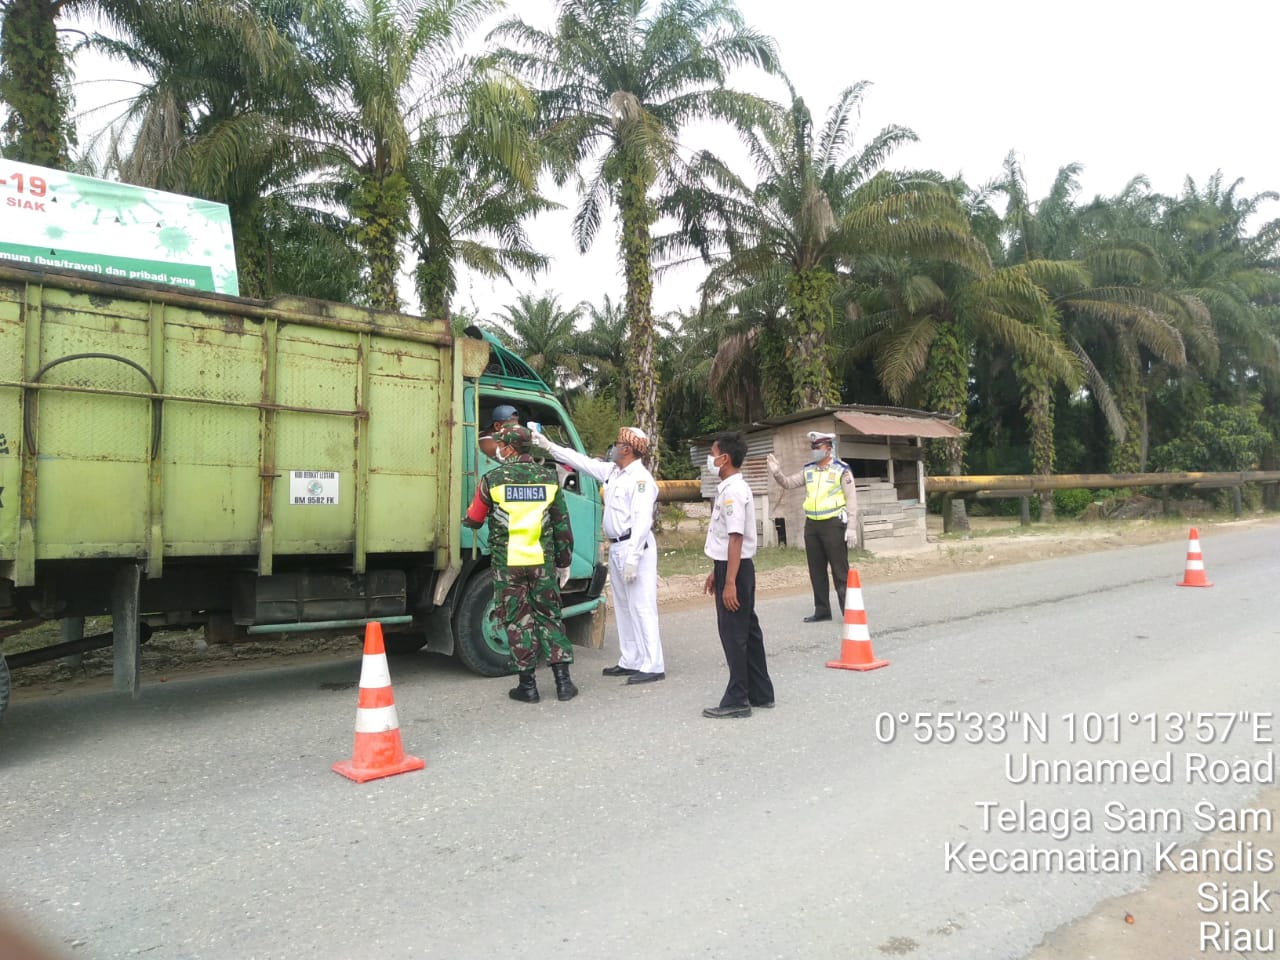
[826,569,889,672]
[332,622,425,782]
[1176,527,1213,588]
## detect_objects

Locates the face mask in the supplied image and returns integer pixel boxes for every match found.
[494,446,508,462]
[605,444,619,463]
[706,453,721,473]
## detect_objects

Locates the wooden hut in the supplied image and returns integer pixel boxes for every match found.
[690,405,964,553]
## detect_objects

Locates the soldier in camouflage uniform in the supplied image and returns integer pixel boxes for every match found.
[462,424,577,703]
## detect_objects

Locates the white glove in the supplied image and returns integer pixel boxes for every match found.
[766,453,779,471]
[530,431,553,452]
[623,555,639,584]
[845,533,860,549]
[556,566,571,589]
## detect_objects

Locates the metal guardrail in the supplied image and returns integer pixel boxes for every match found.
[925,470,1280,529]
[655,470,1280,502]
[924,471,1280,494]
[655,469,1280,533]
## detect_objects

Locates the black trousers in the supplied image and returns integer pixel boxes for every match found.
[805,517,849,618]
[714,559,774,708]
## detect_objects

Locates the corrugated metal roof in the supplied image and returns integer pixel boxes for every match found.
[689,404,962,442]
[834,410,964,439]
[753,404,960,429]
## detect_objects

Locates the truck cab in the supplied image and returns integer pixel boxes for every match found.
[442,328,609,675]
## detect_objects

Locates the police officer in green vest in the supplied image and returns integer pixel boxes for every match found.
[463,424,577,702]
[767,431,860,622]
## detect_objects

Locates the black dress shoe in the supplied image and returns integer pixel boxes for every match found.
[601,665,639,676]
[702,704,752,719]
[625,671,665,685]
[802,613,832,623]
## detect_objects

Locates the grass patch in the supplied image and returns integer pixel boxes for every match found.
[936,524,1045,541]
[935,514,1194,541]
[656,544,813,577]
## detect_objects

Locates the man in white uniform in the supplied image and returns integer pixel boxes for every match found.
[531,426,666,683]
[702,431,773,718]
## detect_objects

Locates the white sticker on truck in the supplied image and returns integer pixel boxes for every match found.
[289,470,340,505]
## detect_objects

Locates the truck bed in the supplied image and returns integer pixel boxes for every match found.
[0,264,486,587]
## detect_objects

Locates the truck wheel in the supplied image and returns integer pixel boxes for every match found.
[453,570,510,678]
[0,654,10,721]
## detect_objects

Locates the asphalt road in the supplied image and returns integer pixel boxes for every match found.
[2,525,1277,960]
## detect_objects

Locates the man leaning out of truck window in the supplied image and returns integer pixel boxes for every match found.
[479,403,520,460]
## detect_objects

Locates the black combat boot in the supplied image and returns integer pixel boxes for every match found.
[551,662,578,702]
[509,670,540,703]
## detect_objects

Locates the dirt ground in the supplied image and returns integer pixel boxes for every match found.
[1021,780,1279,959]
[660,510,1280,604]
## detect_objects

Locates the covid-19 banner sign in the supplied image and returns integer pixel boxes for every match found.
[0,160,239,295]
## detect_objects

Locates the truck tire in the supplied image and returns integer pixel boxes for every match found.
[0,654,10,721]
[453,570,510,678]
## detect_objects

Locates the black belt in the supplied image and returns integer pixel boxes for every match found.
[609,531,632,543]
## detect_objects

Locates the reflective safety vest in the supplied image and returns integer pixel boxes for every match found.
[491,481,559,566]
[802,462,848,520]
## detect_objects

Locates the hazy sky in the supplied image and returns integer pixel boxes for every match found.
[453,0,1280,322]
[60,0,1280,321]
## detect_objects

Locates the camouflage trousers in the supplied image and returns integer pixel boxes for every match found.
[491,563,572,672]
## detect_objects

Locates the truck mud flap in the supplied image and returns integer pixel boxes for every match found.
[564,597,607,650]
[586,562,608,599]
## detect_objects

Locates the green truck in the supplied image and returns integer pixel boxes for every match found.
[0,262,609,718]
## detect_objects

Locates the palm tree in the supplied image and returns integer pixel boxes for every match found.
[303,0,537,311]
[1152,173,1280,493]
[494,292,584,391]
[490,0,779,465]
[1045,248,1209,474]
[838,176,1084,485]
[852,251,1081,478]
[408,118,557,319]
[577,293,629,417]
[693,271,790,417]
[1,0,78,165]
[1,0,289,172]
[85,0,329,297]
[254,193,366,302]
[1003,159,1215,474]
[1156,172,1280,401]
[665,83,987,412]
[658,305,742,438]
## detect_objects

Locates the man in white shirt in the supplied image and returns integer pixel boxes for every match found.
[702,431,774,718]
[531,426,666,683]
